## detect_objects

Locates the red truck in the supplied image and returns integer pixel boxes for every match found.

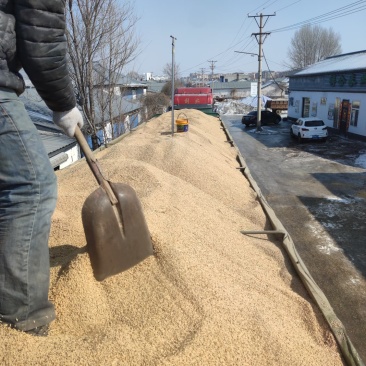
[173,87,213,111]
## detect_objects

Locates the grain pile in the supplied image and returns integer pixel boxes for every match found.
[0,109,344,365]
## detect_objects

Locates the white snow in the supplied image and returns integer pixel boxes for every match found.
[215,101,251,115]
[240,95,272,107]
[355,152,366,169]
[294,50,366,75]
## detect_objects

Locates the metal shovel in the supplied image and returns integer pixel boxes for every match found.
[74,126,153,281]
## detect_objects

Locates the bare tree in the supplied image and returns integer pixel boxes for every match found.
[287,25,342,70]
[161,79,184,98]
[160,62,183,98]
[126,71,141,80]
[141,93,170,120]
[66,0,139,149]
[163,62,180,81]
[230,88,237,99]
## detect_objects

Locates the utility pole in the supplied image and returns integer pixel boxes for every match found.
[208,60,217,99]
[170,35,176,136]
[248,13,274,132]
[200,68,205,86]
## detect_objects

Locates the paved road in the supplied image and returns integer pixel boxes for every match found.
[221,114,366,362]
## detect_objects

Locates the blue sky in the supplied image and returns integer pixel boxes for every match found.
[129,0,366,77]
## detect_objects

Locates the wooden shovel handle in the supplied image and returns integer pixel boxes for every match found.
[74,126,118,205]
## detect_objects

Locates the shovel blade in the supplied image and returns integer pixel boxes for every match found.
[81,182,153,281]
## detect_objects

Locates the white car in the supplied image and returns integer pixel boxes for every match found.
[290,117,328,142]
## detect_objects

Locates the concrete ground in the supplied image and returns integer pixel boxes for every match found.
[221,114,366,362]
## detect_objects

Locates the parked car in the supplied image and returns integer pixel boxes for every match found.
[242,110,281,127]
[290,117,328,142]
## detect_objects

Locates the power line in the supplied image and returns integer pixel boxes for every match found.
[248,0,279,14]
[274,0,302,13]
[181,1,366,76]
[262,50,286,93]
[269,0,366,33]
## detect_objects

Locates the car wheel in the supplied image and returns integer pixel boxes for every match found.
[297,134,302,143]
[274,116,281,124]
[245,123,250,128]
[290,129,294,138]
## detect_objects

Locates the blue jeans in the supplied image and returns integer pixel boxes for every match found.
[0,87,57,331]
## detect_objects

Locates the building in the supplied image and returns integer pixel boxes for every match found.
[288,50,366,139]
[261,77,289,98]
[20,63,148,165]
[92,62,147,139]
[210,80,252,99]
[20,87,80,170]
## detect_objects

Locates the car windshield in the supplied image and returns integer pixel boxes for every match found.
[304,120,324,127]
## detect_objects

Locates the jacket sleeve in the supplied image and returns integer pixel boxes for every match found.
[14,0,76,112]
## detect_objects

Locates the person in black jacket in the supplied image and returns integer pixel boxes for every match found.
[0,0,83,336]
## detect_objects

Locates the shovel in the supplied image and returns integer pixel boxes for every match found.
[74,126,153,281]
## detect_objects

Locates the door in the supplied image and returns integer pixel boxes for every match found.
[302,98,310,117]
[340,100,350,135]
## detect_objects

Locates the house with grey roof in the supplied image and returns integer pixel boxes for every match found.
[288,50,366,139]
[262,77,289,98]
[89,63,147,146]
[20,86,80,170]
[210,80,253,99]
[21,63,148,156]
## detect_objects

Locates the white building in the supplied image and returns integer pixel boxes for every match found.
[288,50,366,139]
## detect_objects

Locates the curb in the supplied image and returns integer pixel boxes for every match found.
[219,117,364,366]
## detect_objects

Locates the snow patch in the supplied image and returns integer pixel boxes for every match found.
[316,242,342,255]
[248,127,278,135]
[305,221,343,255]
[215,101,251,115]
[355,152,366,169]
[323,196,353,204]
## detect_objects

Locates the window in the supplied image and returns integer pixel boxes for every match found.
[350,101,360,127]
[305,120,325,127]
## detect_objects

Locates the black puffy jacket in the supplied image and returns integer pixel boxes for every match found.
[0,0,75,112]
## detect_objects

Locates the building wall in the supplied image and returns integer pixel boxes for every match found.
[288,65,366,138]
[288,90,366,137]
[289,71,366,93]
[121,86,146,99]
[59,145,80,170]
[214,88,250,98]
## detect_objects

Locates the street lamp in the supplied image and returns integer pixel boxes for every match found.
[170,35,176,136]
[235,50,263,132]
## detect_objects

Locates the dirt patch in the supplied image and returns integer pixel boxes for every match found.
[0,109,343,365]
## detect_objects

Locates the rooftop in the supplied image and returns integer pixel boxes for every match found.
[294,50,366,76]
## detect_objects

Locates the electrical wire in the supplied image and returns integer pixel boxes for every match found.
[181,0,366,76]
[262,50,286,92]
[180,35,256,74]
[269,0,366,33]
[248,0,280,14]
[274,0,301,13]
[180,1,295,75]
